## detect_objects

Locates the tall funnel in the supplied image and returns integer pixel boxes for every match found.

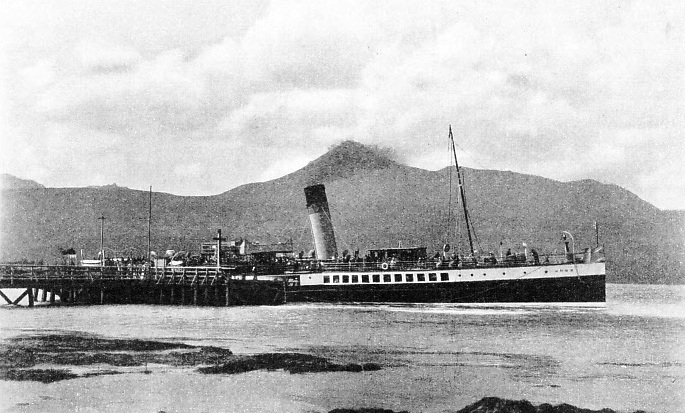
[305,184,338,260]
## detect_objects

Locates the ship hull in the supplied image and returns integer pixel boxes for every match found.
[286,267,605,304]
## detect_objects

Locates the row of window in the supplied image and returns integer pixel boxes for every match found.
[322,272,450,284]
[319,268,577,284]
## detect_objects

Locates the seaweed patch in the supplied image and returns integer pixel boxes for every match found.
[0,332,382,383]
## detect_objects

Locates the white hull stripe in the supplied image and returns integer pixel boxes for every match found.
[298,263,606,286]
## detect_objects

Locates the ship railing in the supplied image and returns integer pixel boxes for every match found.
[303,250,602,273]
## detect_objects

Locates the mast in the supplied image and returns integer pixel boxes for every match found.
[148,186,152,264]
[98,215,106,266]
[448,125,475,255]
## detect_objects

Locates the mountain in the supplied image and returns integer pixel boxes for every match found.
[0,174,45,190]
[1,143,683,284]
[294,140,402,185]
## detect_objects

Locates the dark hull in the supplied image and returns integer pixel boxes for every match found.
[286,274,605,303]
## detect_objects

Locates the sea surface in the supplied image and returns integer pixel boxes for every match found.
[0,284,683,413]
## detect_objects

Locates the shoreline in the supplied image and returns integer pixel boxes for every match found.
[0,333,650,413]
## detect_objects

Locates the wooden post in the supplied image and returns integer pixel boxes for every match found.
[0,289,13,305]
[41,288,47,302]
[12,289,30,305]
[33,288,39,301]
[100,288,104,304]
[50,290,56,304]
[28,289,35,307]
[193,287,198,306]
[283,277,288,304]
[225,279,230,306]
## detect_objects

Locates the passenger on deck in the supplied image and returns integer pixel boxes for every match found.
[465,254,477,266]
[531,248,540,265]
[505,249,514,264]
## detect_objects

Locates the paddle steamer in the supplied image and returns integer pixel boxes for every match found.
[280,127,606,303]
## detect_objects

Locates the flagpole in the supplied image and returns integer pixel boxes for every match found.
[148,186,152,265]
[595,221,599,248]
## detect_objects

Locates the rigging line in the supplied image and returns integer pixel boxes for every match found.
[451,140,523,220]
[296,213,312,250]
[449,126,475,255]
[446,137,454,243]
[459,172,483,252]
[324,205,350,252]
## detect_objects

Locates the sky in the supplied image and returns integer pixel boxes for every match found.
[1,0,683,210]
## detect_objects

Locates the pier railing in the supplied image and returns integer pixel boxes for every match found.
[0,264,290,307]
[0,264,270,284]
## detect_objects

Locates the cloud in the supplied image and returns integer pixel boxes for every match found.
[29,49,210,134]
[2,0,684,209]
[75,41,142,74]
[219,89,358,149]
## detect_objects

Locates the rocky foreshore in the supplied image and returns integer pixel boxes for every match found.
[328,397,647,413]
[1,334,647,413]
[0,332,381,383]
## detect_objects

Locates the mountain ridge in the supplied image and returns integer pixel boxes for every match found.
[0,174,45,190]
[1,142,682,284]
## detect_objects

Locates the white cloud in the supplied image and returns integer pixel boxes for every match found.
[2,0,684,209]
[75,41,142,73]
[219,89,358,148]
[19,60,56,89]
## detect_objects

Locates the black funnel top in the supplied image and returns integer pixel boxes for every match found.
[304,184,328,208]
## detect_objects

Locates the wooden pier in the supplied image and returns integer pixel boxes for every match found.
[0,264,290,307]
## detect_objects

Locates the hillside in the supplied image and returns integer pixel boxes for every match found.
[0,174,44,190]
[1,141,683,284]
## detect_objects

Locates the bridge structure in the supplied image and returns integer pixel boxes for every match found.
[0,264,289,307]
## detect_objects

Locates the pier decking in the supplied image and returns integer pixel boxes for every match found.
[0,264,289,307]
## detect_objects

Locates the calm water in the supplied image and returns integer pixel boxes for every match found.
[0,284,683,413]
